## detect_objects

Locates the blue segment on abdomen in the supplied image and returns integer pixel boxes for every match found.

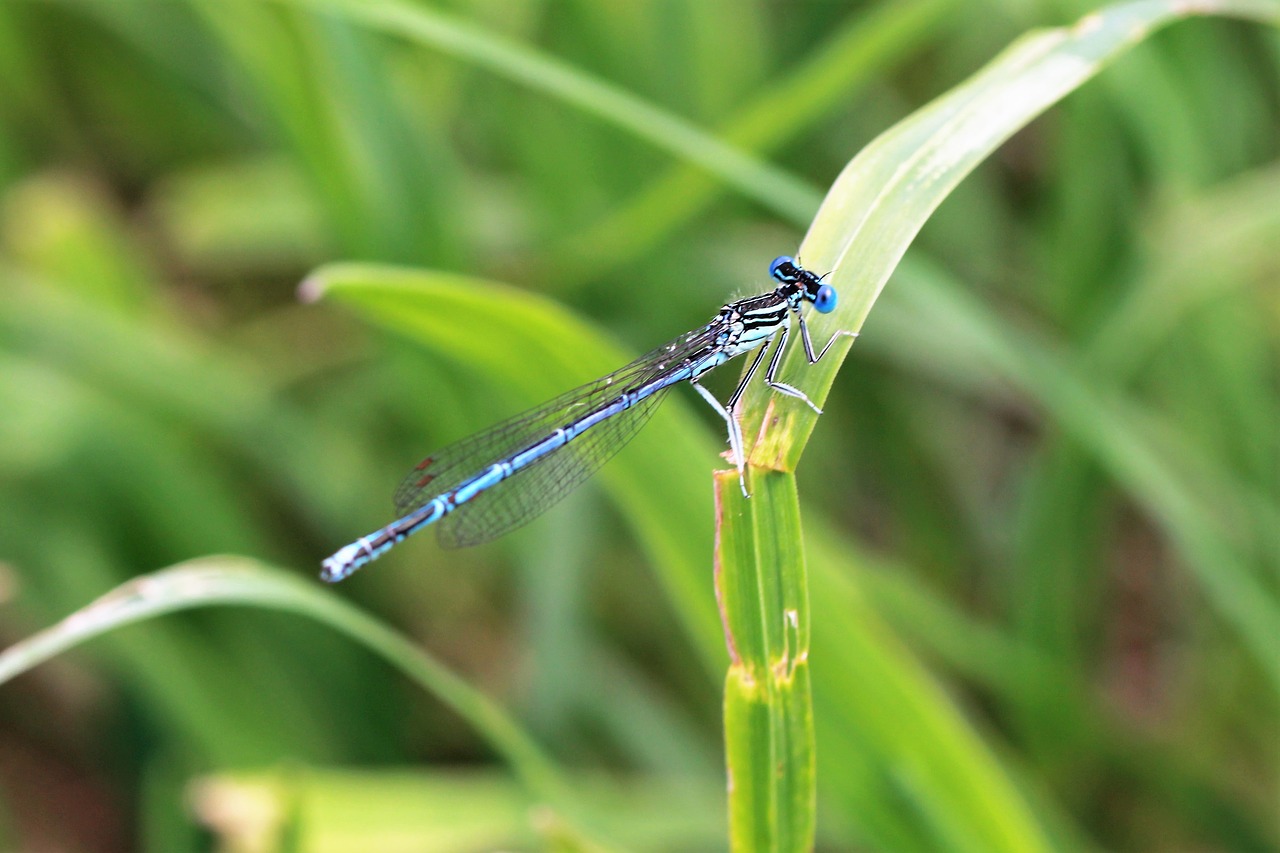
[562,397,629,441]
[510,429,569,469]
[452,464,506,504]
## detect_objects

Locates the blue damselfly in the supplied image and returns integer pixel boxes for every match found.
[322,256,850,582]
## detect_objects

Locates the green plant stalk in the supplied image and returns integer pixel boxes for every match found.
[717,468,815,852]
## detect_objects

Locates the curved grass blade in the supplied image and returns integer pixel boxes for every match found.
[716,3,1280,851]
[747,0,1280,454]
[0,559,575,815]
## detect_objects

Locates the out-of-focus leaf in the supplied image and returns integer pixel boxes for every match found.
[270,0,818,223]
[0,559,572,812]
[192,767,723,853]
[1,172,159,314]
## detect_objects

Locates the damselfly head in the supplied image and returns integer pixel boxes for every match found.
[770,255,835,313]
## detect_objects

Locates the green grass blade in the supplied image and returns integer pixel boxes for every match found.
[808,550,1063,852]
[741,0,1280,458]
[267,0,816,222]
[0,558,574,814]
[191,0,460,265]
[717,471,815,852]
[558,0,952,280]
[891,265,1280,695]
[192,767,724,851]
[712,2,1279,850]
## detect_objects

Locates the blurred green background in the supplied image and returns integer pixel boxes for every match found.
[1,0,1278,850]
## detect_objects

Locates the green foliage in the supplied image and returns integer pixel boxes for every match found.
[718,471,817,852]
[0,0,1277,851]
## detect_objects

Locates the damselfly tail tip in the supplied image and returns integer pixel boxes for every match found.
[320,543,363,583]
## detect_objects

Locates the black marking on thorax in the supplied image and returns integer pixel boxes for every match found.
[729,291,790,332]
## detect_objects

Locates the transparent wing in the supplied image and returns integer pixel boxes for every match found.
[391,320,723,546]
[437,385,669,548]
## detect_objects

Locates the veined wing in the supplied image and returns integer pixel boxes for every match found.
[392,320,723,545]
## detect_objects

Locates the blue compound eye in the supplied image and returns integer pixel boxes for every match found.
[769,255,796,281]
[814,284,837,314]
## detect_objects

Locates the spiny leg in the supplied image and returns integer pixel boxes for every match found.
[764,325,824,414]
[691,379,747,494]
[764,310,859,412]
[796,309,857,364]
[727,343,770,410]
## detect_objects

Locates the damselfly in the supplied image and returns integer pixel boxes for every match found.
[322,256,851,582]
